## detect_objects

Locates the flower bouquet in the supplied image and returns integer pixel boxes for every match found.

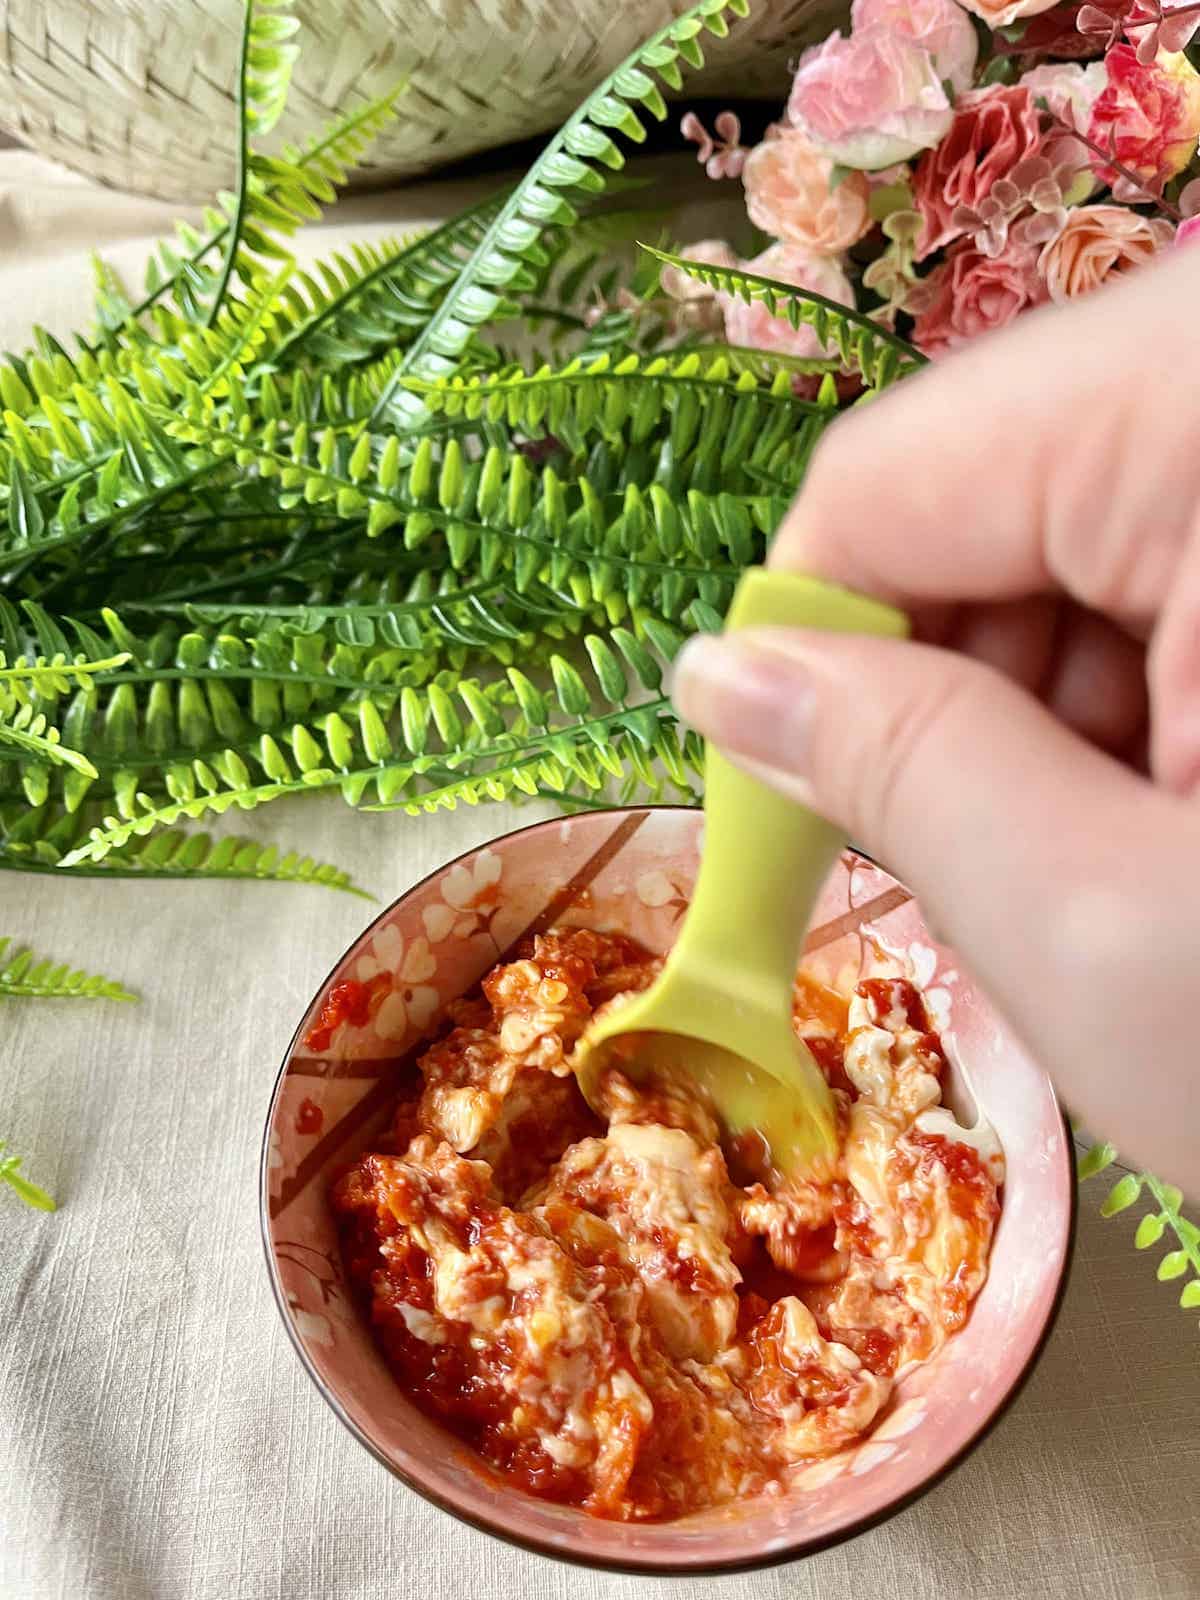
[664,0,1200,361]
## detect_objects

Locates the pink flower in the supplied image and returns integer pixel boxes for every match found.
[1019,60,1108,184]
[1086,44,1200,197]
[1019,61,1109,127]
[1038,203,1174,298]
[742,130,872,255]
[952,0,1061,29]
[851,0,979,93]
[912,86,1045,258]
[912,223,1049,356]
[787,26,954,171]
[1176,214,1200,243]
[722,243,857,360]
[680,111,749,180]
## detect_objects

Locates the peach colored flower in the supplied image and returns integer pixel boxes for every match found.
[1086,45,1200,198]
[851,0,979,93]
[912,223,1049,356]
[1037,203,1174,299]
[952,0,1061,28]
[787,26,954,171]
[912,86,1045,258]
[742,131,872,255]
[722,243,857,360]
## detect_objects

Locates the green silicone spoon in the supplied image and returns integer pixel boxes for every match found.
[574,566,909,1177]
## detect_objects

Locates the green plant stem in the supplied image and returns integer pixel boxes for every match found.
[206,1,255,328]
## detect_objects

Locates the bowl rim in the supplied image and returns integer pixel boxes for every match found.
[260,803,1079,1576]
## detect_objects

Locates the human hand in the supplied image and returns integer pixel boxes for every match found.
[673,246,1200,1195]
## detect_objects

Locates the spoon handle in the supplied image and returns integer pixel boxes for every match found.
[669,569,909,1013]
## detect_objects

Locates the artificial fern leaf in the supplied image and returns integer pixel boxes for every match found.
[93,86,403,339]
[0,934,136,1001]
[1081,1150,1200,1324]
[0,1143,55,1212]
[643,246,926,390]
[206,0,301,326]
[370,0,750,426]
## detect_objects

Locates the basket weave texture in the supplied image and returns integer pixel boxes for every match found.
[0,0,847,203]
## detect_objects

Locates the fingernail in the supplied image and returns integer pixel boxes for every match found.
[671,634,816,785]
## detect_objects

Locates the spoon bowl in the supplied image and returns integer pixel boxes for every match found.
[573,568,908,1175]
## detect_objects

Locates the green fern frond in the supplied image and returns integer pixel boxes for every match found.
[56,618,696,861]
[397,350,829,453]
[371,0,750,426]
[1080,1145,1200,1321]
[0,1143,55,1212]
[643,246,926,390]
[206,0,301,325]
[265,189,512,372]
[0,648,129,699]
[0,702,96,779]
[0,934,136,1001]
[93,87,403,337]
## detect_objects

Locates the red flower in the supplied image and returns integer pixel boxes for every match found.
[912,86,1045,258]
[1086,43,1200,197]
[911,223,1049,356]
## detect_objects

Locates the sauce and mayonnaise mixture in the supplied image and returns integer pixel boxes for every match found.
[331,928,1002,1521]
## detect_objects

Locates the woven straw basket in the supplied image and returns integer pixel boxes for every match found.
[0,0,847,203]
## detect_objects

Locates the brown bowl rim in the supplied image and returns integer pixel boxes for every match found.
[260,803,1078,1576]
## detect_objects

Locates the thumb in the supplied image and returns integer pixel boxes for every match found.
[671,625,1200,1182]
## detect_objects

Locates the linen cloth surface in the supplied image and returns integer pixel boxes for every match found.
[0,152,1197,1600]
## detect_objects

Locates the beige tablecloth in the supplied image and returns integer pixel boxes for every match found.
[1,154,1198,1600]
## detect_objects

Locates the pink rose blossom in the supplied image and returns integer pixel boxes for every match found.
[722,243,857,360]
[1176,214,1200,243]
[1038,203,1174,297]
[1086,44,1200,197]
[912,86,1045,257]
[742,130,873,255]
[851,0,979,92]
[680,111,749,180]
[952,0,1061,30]
[911,223,1049,356]
[787,26,954,171]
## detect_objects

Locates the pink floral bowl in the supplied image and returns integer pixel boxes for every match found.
[261,806,1075,1574]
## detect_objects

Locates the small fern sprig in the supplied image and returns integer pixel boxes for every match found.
[642,246,927,390]
[0,1143,55,1212]
[0,938,136,1214]
[0,934,136,1001]
[1080,1143,1200,1319]
[206,0,301,326]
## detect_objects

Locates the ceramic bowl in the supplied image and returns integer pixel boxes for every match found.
[261,806,1075,1574]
